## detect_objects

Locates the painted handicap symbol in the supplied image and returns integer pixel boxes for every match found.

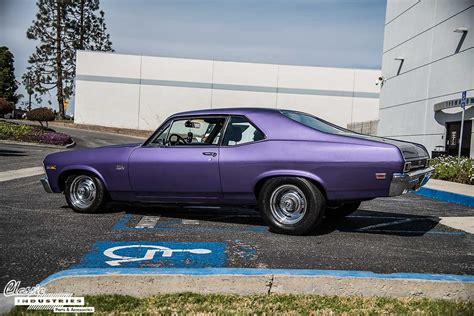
[104,244,212,266]
[74,241,226,268]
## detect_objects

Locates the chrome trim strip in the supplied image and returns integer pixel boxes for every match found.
[40,177,53,193]
[389,167,435,197]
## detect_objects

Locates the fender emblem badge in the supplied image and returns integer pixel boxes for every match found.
[115,164,125,171]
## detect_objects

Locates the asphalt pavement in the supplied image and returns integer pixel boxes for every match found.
[0,126,473,289]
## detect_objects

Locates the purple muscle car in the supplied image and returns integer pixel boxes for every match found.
[41,108,434,235]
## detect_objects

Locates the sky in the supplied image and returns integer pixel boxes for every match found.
[0,0,387,113]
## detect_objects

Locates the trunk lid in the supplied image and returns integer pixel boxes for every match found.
[345,134,430,161]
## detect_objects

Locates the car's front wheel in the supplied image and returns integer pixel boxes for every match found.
[325,201,361,218]
[258,177,326,235]
[65,174,107,213]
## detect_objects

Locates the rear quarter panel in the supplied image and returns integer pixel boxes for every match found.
[218,139,403,202]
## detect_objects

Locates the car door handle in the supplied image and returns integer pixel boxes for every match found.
[202,152,217,157]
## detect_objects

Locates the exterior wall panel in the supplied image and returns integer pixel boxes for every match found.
[276,94,354,127]
[75,51,380,131]
[379,0,473,157]
[74,81,140,129]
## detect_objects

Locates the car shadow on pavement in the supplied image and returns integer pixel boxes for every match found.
[0,149,28,156]
[97,203,444,237]
[319,209,442,237]
[104,202,267,228]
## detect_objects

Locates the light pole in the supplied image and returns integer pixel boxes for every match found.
[458,91,466,157]
[453,27,468,157]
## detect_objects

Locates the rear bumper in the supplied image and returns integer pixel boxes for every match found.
[389,166,435,197]
[40,176,53,193]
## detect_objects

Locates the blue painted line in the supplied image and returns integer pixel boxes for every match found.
[40,267,474,286]
[112,213,133,231]
[416,187,474,207]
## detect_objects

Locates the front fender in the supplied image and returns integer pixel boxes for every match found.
[48,165,108,193]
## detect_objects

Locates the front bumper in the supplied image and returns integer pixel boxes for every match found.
[389,166,434,197]
[40,176,53,193]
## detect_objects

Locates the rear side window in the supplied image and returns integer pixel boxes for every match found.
[222,116,265,146]
[281,110,355,135]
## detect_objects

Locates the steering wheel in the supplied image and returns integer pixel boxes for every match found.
[168,133,187,145]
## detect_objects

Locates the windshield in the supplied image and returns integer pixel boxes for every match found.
[280,110,356,135]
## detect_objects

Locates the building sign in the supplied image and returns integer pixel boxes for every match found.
[434,95,472,112]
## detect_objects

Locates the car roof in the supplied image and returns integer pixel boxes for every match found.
[171,107,283,117]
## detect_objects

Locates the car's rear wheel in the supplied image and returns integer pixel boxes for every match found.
[258,177,325,235]
[65,174,107,213]
[326,201,361,218]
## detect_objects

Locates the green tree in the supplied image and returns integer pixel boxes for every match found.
[68,0,113,51]
[24,0,112,118]
[0,46,19,105]
[0,97,14,116]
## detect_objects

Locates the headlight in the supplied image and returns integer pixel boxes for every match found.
[403,162,411,172]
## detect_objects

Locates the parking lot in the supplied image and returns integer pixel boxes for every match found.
[0,127,473,288]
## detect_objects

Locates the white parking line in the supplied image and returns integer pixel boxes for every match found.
[135,216,160,229]
[439,217,474,234]
[356,218,416,231]
[0,167,44,183]
[182,219,199,225]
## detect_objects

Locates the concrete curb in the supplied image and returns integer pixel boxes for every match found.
[0,139,74,149]
[49,122,149,140]
[40,268,474,300]
[417,187,474,207]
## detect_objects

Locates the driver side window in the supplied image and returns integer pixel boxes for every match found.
[152,117,226,146]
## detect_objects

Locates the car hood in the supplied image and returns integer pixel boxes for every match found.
[344,134,429,160]
[44,143,142,166]
[98,143,143,149]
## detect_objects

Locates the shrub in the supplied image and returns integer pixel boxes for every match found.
[37,130,72,145]
[0,97,13,116]
[430,156,474,185]
[26,107,55,128]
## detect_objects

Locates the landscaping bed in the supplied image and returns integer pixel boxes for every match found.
[430,156,474,185]
[8,293,474,315]
[0,120,73,146]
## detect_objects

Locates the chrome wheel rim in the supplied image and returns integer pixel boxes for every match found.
[69,175,97,209]
[270,184,307,224]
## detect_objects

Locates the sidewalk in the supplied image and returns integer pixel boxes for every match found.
[418,179,474,207]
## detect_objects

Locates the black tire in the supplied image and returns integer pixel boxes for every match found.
[326,201,361,218]
[65,173,107,213]
[258,177,326,235]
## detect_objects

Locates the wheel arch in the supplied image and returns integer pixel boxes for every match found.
[253,171,327,200]
[58,166,108,192]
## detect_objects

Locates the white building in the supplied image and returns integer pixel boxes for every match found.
[378,0,473,157]
[74,51,380,131]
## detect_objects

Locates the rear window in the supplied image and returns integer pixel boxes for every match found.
[280,110,356,135]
